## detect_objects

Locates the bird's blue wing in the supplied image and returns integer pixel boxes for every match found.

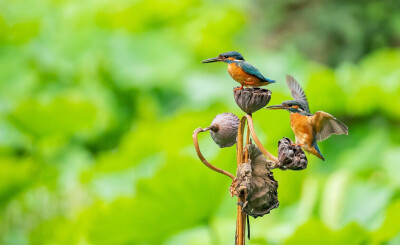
[237,61,275,83]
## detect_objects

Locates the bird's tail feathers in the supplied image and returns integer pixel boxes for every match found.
[311,142,325,161]
[261,78,275,83]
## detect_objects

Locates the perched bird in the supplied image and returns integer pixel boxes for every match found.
[202,51,275,90]
[265,75,348,160]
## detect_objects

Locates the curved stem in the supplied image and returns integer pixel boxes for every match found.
[244,114,251,164]
[237,117,246,164]
[267,160,280,170]
[192,127,235,180]
[244,114,279,164]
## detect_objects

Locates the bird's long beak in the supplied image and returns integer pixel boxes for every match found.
[265,104,286,110]
[201,57,223,63]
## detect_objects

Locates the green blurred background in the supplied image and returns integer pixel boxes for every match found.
[1,0,400,244]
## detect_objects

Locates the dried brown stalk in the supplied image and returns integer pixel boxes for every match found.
[244,114,280,165]
[244,114,251,165]
[192,127,235,180]
[235,117,247,245]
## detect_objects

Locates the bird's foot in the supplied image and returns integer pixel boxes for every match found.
[234,85,244,91]
[291,143,303,147]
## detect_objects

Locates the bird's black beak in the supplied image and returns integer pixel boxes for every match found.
[202,56,223,63]
[265,104,286,110]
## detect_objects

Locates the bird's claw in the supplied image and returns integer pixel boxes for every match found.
[234,86,244,91]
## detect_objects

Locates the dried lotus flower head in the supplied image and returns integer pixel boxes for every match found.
[209,113,240,148]
[231,144,279,218]
[234,87,272,114]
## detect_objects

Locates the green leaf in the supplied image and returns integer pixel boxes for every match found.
[9,96,98,139]
[0,156,36,204]
[85,150,236,244]
[284,219,368,245]
[371,200,400,243]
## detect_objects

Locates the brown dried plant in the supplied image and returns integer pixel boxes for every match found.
[192,87,308,245]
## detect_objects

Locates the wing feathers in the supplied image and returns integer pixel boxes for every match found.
[286,75,310,112]
[313,111,348,142]
[238,62,265,81]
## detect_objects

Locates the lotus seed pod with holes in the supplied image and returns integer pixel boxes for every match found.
[233,87,272,114]
[278,137,308,170]
[209,113,240,148]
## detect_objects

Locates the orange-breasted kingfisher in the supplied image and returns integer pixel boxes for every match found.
[202,51,275,90]
[266,75,348,161]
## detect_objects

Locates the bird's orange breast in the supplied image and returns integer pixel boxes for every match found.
[227,63,262,86]
[290,113,314,148]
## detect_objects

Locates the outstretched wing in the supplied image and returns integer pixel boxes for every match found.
[312,111,348,141]
[238,61,274,83]
[286,75,309,112]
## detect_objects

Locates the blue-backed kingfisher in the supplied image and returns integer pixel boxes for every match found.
[266,75,348,160]
[202,51,275,90]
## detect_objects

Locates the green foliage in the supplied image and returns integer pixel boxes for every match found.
[10,96,98,138]
[285,220,368,245]
[0,156,36,204]
[0,0,399,244]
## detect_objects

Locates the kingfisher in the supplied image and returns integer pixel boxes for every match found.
[266,75,348,160]
[202,51,275,90]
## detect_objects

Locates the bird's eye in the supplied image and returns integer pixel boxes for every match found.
[288,103,292,107]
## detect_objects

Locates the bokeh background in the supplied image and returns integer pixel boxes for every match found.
[1,0,400,244]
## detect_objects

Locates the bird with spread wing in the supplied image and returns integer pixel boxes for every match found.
[265,75,348,160]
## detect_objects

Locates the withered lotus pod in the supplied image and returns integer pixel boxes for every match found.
[233,87,272,114]
[278,137,308,170]
[209,113,240,148]
[233,144,279,218]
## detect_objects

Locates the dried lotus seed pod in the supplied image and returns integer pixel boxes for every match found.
[278,137,308,170]
[209,113,239,148]
[233,87,272,114]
